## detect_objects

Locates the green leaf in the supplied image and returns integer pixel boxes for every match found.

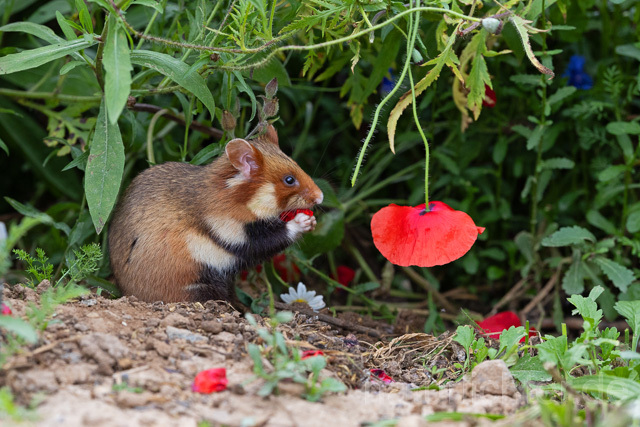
[606,121,640,135]
[85,99,125,234]
[593,257,635,293]
[466,32,491,118]
[0,316,39,344]
[498,326,526,355]
[59,60,87,75]
[75,0,93,33]
[4,197,71,235]
[586,209,617,235]
[615,44,640,62]
[320,377,346,393]
[300,210,344,258]
[570,374,640,401]
[614,301,640,352]
[598,165,626,182]
[508,16,554,78]
[55,10,78,40]
[453,325,474,349]
[133,0,164,13]
[0,137,8,155]
[0,37,96,75]
[509,353,552,384]
[562,253,585,295]
[568,286,603,326]
[547,86,576,107]
[541,226,595,247]
[232,71,257,121]
[130,50,216,119]
[103,15,132,124]
[0,21,64,44]
[526,125,544,150]
[627,211,640,234]
[541,157,574,170]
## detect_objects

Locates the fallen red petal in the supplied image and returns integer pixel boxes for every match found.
[371,201,484,267]
[478,311,536,342]
[332,265,355,288]
[301,349,325,359]
[192,368,228,393]
[483,84,496,108]
[1,303,11,316]
[280,209,314,222]
[370,368,393,384]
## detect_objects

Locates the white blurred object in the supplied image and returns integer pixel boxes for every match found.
[0,221,6,246]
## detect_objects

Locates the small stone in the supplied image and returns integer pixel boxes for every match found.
[201,321,223,334]
[115,391,155,408]
[470,360,518,397]
[165,326,207,343]
[153,340,172,358]
[161,313,189,328]
[145,318,160,328]
[74,322,89,332]
[80,299,97,307]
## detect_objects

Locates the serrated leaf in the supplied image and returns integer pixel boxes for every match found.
[103,15,132,124]
[4,197,71,235]
[614,300,640,351]
[130,50,216,119]
[388,32,458,152]
[606,121,640,135]
[547,86,576,106]
[541,226,595,247]
[593,257,635,293]
[0,37,95,75]
[598,165,626,182]
[541,157,574,170]
[526,125,544,150]
[568,286,603,326]
[509,353,552,384]
[85,99,125,234]
[466,32,491,119]
[562,253,585,295]
[509,16,554,78]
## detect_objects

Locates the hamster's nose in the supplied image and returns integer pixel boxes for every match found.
[315,192,324,205]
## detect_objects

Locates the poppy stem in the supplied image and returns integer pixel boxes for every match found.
[406,6,430,206]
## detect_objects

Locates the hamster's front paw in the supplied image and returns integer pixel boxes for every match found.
[287,212,316,236]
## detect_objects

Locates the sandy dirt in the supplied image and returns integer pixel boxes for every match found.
[1,282,528,426]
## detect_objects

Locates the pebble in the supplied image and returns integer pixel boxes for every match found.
[165,326,207,343]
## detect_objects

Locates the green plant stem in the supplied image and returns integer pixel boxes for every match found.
[268,0,277,39]
[146,108,169,164]
[135,0,167,49]
[529,0,548,236]
[94,18,109,91]
[0,88,101,103]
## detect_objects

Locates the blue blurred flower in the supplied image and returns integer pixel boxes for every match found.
[563,55,593,90]
[380,68,395,96]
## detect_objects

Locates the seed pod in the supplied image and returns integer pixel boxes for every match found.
[221,110,236,132]
[263,97,279,118]
[265,78,278,99]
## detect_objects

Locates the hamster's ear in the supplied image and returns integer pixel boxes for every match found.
[225,139,263,179]
[263,124,279,146]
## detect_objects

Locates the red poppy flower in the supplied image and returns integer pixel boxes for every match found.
[240,264,263,281]
[477,311,536,342]
[273,254,301,282]
[483,84,496,108]
[280,209,314,222]
[332,266,355,287]
[192,368,228,393]
[371,201,485,267]
[1,303,11,316]
[370,368,393,384]
[301,349,325,359]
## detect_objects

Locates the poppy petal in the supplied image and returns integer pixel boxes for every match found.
[371,201,483,267]
[192,368,228,393]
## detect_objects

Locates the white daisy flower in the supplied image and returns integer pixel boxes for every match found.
[280,282,326,312]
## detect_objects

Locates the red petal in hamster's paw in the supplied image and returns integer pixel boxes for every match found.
[280,209,314,222]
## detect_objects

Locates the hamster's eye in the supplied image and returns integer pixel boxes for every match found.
[283,175,297,186]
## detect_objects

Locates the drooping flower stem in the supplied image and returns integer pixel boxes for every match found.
[406,5,430,207]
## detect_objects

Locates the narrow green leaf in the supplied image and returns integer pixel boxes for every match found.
[541,226,595,247]
[0,38,95,75]
[614,301,640,351]
[55,10,77,40]
[85,99,125,234]
[4,197,71,235]
[132,0,164,13]
[586,209,617,235]
[562,253,585,295]
[0,316,39,343]
[232,71,257,121]
[547,86,576,106]
[103,15,132,124]
[627,211,640,234]
[0,137,8,155]
[598,165,626,182]
[75,0,93,33]
[0,21,62,44]
[593,257,635,293]
[130,50,216,119]
[615,44,640,62]
[526,125,544,150]
[509,16,554,78]
[541,157,574,170]
[570,374,640,401]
